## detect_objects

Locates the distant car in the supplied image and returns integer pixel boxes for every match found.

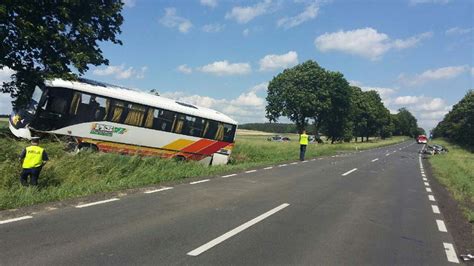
[267,135,291,142]
[417,135,428,144]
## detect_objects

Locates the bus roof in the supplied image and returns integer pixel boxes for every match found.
[46,79,238,125]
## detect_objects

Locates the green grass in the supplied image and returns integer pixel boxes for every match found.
[429,139,474,222]
[0,118,8,129]
[0,134,407,210]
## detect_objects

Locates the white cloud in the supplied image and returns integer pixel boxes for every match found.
[200,0,217,8]
[159,8,192,33]
[202,23,225,33]
[93,64,147,79]
[177,64,192,74]
[398,65,469,86]
[277,3,319,29]
[0,67,15,114]
[198,60,251,76]
[242,28,250,37]
[0,67,15,84]
[259,51,299,71]
[314,28,432,60]
[225,0,273,24]
[161,82,269,123]
[445,27,473,35]
[471,67,474,76]
[392,95,451,130]
[122,0,136,8]
[410,0,451,5]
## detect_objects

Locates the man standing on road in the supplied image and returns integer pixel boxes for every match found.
[299,130,309,161]
[19,137,49,186]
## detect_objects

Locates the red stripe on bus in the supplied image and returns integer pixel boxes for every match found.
[198,141,231,155]
[180,139,216,153]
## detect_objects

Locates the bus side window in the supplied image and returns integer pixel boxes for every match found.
[203,120,218,140]
[93,96,107,121]
[173,114,186,134]
[223,124,236,142]
[215,123,224,141]
[190,118,205,137]
[144,108,154,128]
[124,103,146,127]
[153,109,176,132]
[108,100,126,123]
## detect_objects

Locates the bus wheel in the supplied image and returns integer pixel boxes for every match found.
[77,143,98,153]
[174,155,186,162]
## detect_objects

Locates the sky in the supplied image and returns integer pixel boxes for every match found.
[1,0,473,133]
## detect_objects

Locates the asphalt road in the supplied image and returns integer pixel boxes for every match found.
[0,141,460,265]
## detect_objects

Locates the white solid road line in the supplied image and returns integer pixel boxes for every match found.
[0,215,33,225]
[222,174,237,178]
[190,179,210,185]
[436,220,448,232]
[428,195,436,201]
[426,187,432,192]
[75,198,120,208]
[144,187,173,194]
[371,158,379,162]
[187,203,290,256]
[342,168,358,176]
[443,243,460,263]
[432,205,440,214]
[263,166,273,170]
[245,170,257,174]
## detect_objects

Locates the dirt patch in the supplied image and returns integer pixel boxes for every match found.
[425,156,474,260]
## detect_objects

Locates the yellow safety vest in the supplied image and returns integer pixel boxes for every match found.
[22,146,44,169]
[300,134,309,145]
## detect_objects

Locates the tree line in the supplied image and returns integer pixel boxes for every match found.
[265,60,423,143]
[432,90,473,150]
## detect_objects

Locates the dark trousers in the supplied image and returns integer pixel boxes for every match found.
[300,145,307,161]
[20,168,41,186]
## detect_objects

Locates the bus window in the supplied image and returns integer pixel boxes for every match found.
[215,123,224,141]
[223,124,236,142]
[108,100,125,123]
[92,96,107,121]
[173,114,186,134]
[203,120,218,140]
[190,117,205,137]
[153,109,176,132]
[144,108,154,128]
[124,104,146,127]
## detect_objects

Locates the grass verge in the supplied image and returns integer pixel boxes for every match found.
[0,134,407,210]
[429,139,474,222]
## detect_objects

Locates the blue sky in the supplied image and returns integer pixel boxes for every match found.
[1,0,473,132]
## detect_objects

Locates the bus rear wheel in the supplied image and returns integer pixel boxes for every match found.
[77,143,98,153]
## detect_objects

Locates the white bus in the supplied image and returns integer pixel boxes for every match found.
[9,78,238,165]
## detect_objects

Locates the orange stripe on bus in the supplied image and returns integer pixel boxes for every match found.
[161,139,195,151]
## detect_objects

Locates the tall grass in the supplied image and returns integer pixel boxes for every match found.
[0,134,407,210]
[429,139,474,222]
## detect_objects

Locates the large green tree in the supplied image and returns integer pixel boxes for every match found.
[433,90,473,149]
[393,108,418,137]
[266,60,329,132]
[1,1,124,107]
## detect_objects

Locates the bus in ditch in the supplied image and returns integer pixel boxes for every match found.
[9,78,238,165]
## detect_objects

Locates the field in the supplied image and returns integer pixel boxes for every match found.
[429,139,474,222]
[0,126,408,210]
[0,117,8,128]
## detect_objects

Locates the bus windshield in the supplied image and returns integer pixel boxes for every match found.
[25,86,44,116]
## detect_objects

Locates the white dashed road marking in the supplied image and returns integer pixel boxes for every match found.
[222,174,237,178]
[290,162,298,165]
[436,220,448,232]
[187,203,290,256]
[245,170,257,174]
[144,187,173,194]
[443,243,460,263]
[432,205,440,214]
[428,195,436,201]
[263,167,273,170]
[76,198,120,208]
[385,153,390,156]
[424,182,430,186]
[278,164,288,167]
[371,158,379,162]
[342,168,358,176]
[0,216,33,225]
[426,187,432,192]
[190,179,210,185]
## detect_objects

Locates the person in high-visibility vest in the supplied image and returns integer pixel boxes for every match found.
[19,137,49,186]
[299,130,309,161]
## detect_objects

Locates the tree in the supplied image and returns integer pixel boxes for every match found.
[266,60,329,132]
[393,108,418,137]
[1,1,124,107]
[433,90,474,149]
[320,71,352,143]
